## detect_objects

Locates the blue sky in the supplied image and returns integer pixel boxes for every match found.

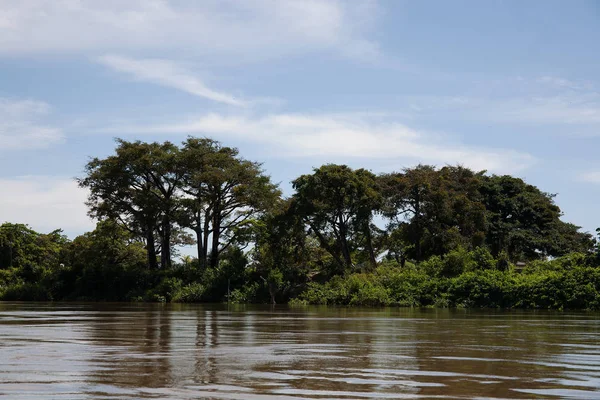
[1,0,600,238]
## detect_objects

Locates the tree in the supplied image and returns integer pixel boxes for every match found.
[0,223,67,271]
[479,175,592,260]
[79,139,184,269]
[381,165,487,262]
[292,164,382,273]
[63,219,147,300]
[381,165,442,261]
[180,137,280,269]
[251,199,320,303]
[65,220,147,269]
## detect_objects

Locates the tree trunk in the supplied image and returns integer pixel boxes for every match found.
[337,217,352,269]
[195,211,205,270]
[145,224,158,270]
[195,228,204,268]
[210,215,220,269]
[364,221,377,270]
[160,215,172,269]
[202,209,210,268]
[310,223,345,271]
[209,198,221,269]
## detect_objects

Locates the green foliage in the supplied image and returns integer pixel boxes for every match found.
[228,282,261,304]
[292,164,381,272]
[295,266,444,307]
[62,220,149,301]
[480,175,593,261]
[380,165,487,262]
[4,138,600,309]
[419,247,495,278]
[448,270,511,308]
[150,277,184,302]
[0,268,21,288]
[470,247,496,270]
[1,282,51,301]
[293,257,600,310]
[179,137,280,269]
[0,223,67,270]
[172,283,206,303]
[441,247,472,277]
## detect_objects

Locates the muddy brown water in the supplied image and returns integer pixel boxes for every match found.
[1,303,600,399]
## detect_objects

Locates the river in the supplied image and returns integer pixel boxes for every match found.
[1,303,600,399]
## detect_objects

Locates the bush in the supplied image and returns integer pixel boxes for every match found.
[294,267,437,307]
[1,282,51,301]
[153,277,183,302]
[172,283,206,303]
[229,282,261,304]
[441,247,472,277]
[470,247,496,271]
[420,256,444,277]
[448,270,511,308]
[292,262,600,310]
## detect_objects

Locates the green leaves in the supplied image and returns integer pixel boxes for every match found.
[0,223,66,270]
[292,164,381,272]
[80,137,281,270]
[481,174,593,260]
[180,137,281,269]
[7,135,597,306]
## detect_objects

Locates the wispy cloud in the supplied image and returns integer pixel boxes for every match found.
[102,112,535,174]
[402,77,600,127]
[98,55,246,106]
[489,95,600,125]
[0,176,93,234]
[0,98,63,150]
[0,0,383,63]
[579,171,600,184]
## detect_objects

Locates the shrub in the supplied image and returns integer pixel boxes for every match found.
[441,247,472,277]
[470,247,496,271]
[172,283,206,303]
[448,270,511,308]
[1,282,51,301]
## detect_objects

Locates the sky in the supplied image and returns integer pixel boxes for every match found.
[1,0,600,238]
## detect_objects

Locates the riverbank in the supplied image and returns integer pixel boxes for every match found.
[291,262,600,309]
[2,251,600,310]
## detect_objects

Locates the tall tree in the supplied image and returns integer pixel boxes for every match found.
[380,165,438,261]
[381,165,486,262]
[180,137,280,269]
[480,174,593,260]
[251,199,324,303]
[79,139,184,269]
[292,164,382,273]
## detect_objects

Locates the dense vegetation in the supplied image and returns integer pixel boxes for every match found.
[2,137,600,309]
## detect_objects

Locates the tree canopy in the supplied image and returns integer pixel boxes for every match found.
[2,136,598,308]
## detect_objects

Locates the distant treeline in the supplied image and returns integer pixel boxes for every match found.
[1,137,599,308]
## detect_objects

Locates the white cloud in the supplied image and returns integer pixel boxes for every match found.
[105,112,535,174]
[98,55,246,106]
[0,176,94,235]
[579,171,600,184]
[404,92,600,126]
[0,98,63,150]
[395,76,600,131]
[479,94,600,125]
[0,0,382,62]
